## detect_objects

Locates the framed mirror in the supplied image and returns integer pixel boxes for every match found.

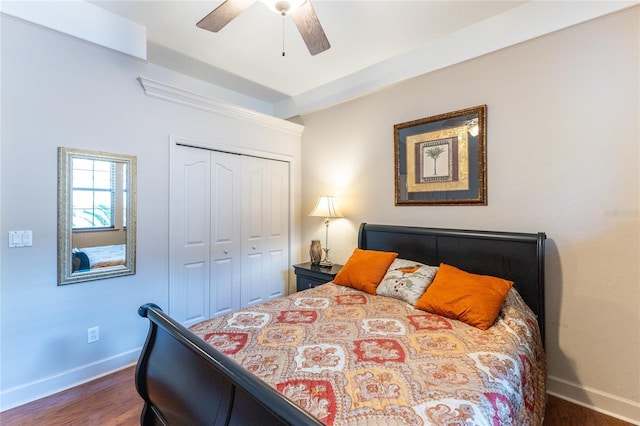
[58,147,137,285]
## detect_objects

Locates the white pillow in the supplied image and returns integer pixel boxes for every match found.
[376,258,438,305]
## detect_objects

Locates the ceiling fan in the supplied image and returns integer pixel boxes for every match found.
[197,0,330,56]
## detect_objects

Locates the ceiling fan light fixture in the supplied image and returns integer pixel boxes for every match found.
[198,0,329,56]
[266,0,308,15]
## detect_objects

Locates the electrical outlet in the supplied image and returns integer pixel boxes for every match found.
[87,326,99,343]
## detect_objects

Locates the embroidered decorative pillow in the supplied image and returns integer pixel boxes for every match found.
[333,248,398,294]
[376,258,438,305]
[415,263,513,330]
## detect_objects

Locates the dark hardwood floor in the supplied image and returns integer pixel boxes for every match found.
[1,366,635,425]
[544,396,635,426]
[1,367,141,426]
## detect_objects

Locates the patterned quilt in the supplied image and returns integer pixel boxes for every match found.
[189,283,546,426]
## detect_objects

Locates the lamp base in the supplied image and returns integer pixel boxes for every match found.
[319,247,332,267]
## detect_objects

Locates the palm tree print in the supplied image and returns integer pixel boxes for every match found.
[425,146,446,175]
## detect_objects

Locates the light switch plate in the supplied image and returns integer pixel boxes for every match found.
[8,230,32,248]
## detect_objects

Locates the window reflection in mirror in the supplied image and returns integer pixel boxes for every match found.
[58,147,136,285]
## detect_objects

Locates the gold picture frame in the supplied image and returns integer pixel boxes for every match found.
[394,105,487,206]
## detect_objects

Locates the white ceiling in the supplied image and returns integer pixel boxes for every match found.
[84,1,636,117]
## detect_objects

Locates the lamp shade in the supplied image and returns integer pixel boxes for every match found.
[308,196,343,218]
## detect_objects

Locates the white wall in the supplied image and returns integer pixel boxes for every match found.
[0,15,302,410]
[300,7,640,423]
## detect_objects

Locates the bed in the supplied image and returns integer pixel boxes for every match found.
[136,223,546,425]
[72,244,126,271]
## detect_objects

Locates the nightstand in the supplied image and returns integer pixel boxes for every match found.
[293,262,343,292]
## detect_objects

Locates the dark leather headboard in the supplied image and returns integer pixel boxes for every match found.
[357,223,546,343]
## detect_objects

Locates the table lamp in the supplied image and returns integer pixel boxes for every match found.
[308,196,343,266]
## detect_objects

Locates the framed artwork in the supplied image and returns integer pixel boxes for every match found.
[394,105,487,206]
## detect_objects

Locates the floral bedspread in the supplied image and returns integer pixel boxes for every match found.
[189,283,546,425]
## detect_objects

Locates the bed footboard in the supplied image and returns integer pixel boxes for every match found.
[135,303,323,426]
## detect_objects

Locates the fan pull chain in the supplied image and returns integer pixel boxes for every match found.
[282,15,286,56]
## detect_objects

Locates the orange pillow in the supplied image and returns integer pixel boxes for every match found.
[415,263,513,330]
[333,248,398,294]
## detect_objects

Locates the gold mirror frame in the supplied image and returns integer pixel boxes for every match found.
[57,147,137,285]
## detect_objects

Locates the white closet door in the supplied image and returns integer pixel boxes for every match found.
[265,159,289,302]
[210,151,242,317]
[170,145,211,326]
[240,156,267,307]
[171,144,289,323]
[240,157,289,306]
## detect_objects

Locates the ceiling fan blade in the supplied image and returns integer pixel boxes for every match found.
[290,1,330,56]
[197,0,256,32]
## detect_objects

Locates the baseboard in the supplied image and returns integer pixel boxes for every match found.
[0,347,141,412]
[547,375,640,425]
